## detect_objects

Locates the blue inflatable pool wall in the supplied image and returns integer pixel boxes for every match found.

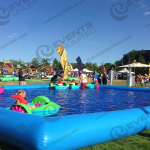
[0,106,150,150]
[1,84,150,150]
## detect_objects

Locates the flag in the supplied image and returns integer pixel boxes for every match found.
[103,67,105,72]
[58,64,63,71]
[57,45,68,79]
[127,59,130,64]
[133,60,136,63]
[76,56,83,75]
[113,60,116,65]
[118,59,122,65]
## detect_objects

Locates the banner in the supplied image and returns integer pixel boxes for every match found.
[57,45,68,79]
[103,67,105,72]
[76,56,83,75]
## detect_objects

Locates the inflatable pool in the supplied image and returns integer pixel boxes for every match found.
[7,96,60,117]
[0,106,150,150]
[49,83,69,90]
[1,84,150,149]
[0,86,4,93]
[86,83,100,89]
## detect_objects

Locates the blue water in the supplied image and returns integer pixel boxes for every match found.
[0,88,150,117]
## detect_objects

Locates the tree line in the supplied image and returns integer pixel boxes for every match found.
[1,50,149,75]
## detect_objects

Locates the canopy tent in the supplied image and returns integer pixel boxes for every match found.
[83,68,93,72]
[118,62,150,74]
[70,68,78,72]
[117,68,134,74]
[69,68,93,73]
[118,62,150,68]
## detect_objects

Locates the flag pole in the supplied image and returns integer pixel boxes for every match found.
[115,60,116,72]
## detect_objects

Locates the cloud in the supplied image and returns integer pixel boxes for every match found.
[16,50,18,51]
[7,36,13,37]
[143,12,150,15]
[10,51,14,52]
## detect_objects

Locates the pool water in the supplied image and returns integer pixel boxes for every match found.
[0,88,150,117]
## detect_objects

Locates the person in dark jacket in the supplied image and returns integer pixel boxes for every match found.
[102,72,109,85]
[18,68,28,85]
[51,72,64,83]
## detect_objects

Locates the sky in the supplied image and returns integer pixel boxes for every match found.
[0,0,150,66]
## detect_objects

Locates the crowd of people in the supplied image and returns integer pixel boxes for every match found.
[135,74,149,88]
[1,68,150,88]
[50,70,109,89]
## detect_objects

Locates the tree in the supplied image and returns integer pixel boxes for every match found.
[31,58,39,68]
[70,63,78,69]
[138,53,145,64]
[53,58,60,69]
[40,58,51,66]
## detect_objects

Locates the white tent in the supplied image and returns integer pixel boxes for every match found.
[70,68,93,72]
[117,68,134,74]
[118,62,150,74]
[83,68,93,72]
[70,68,78,72]
[118,62,150,68]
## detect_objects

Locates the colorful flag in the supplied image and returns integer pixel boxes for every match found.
[113,60,116,66]
[118,59,122,65]
[103,67,105,72]
[127,59,130,64]
[57,45,68,79]
[76,56,83,75]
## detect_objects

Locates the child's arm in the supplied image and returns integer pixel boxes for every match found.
[15,99,20,104]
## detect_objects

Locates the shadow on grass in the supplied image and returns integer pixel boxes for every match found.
[138,133,150,140]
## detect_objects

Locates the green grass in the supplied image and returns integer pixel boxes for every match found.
[1,80,150,150]
[80,130,150,150]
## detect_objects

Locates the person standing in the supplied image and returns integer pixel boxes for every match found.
[144,74,149,88]
[93,70,99,76]
[102,72,109,85]
[78,71,87,89]
[1,69,4,77]
[18,68,28,85]
[135,75,139,87]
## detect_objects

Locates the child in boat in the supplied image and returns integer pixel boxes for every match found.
[12,90,35,109]
[57,79,64,86]
[70,79,76,86]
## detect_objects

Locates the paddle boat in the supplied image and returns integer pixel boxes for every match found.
[86,83,100,89]
[0,86,4,93]
[7,96,60,117]
[49,82,69,90]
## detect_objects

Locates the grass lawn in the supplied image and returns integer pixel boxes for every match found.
[0,79,150,150]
